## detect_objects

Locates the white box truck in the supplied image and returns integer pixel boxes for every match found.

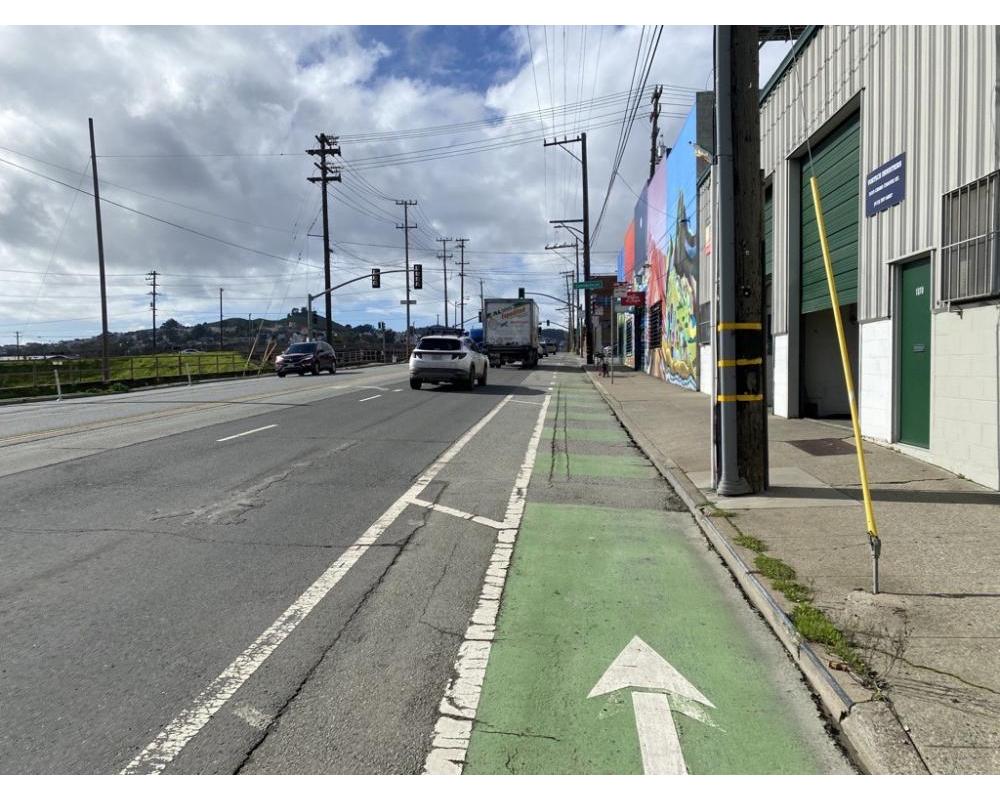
[483,298,540,368]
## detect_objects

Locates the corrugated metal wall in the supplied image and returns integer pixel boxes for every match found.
[760,25,999,333]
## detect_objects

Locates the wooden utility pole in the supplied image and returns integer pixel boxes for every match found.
[716,26,767,494]
[544,133,594,363]
[146,270,158,354]
[219,288,224,352]
[649,84,663,180]
[437,237,452,327]
[307,134,342,344]
[88,118,110,383]
[456,238,469,329]
[396,200,417,350]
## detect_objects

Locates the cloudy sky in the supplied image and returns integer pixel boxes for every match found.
[0,23,792,346]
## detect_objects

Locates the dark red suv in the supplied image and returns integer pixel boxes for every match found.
[275,341,337,377]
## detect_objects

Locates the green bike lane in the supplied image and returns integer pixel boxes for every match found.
[462,368,852,775]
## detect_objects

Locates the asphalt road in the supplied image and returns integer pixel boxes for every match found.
[0,359,552,773]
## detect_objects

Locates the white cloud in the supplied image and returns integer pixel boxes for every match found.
[0,24,717,347]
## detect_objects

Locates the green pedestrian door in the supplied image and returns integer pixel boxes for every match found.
[898,259,931,447]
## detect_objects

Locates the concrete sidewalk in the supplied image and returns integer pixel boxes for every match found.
[587,366,1000,775]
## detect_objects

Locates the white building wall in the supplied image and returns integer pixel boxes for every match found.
[859,319,894,441]
[699,344,713,396]
[773,334,790,417]
[930,306,1000,489]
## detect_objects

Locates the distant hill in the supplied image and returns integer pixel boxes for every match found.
[0,308,407,358]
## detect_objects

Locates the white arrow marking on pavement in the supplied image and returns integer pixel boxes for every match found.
[589,636,715,775]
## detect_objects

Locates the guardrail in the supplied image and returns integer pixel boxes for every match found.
[0,348,413,398]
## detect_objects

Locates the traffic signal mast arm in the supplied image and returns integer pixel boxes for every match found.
[305,269,410,342]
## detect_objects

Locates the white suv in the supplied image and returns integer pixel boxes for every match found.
[409,335,488,390]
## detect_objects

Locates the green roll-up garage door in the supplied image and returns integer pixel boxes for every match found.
[764,185,774,277]
[800,113,860,314]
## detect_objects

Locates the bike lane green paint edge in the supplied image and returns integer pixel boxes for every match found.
[463,501,826,775]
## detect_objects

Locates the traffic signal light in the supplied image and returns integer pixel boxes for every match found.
[413,263,423,290]
[371,268,380,288]
[518,287,525,298]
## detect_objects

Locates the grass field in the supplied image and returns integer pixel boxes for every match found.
[0,352,262,396]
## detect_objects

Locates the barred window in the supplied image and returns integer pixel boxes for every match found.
[697,301,712,344]
[940,171,1000,305]
[647,301,662,349]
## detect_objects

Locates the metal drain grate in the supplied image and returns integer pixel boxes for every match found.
[787,437,857,456]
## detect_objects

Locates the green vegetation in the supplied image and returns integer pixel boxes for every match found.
[753,553,797,583]
[791,603,868,677]
[0,352,260,398]
[734,533,767,553]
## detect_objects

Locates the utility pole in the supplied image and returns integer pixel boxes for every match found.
[456,238,469,331]
[544,133,593,363]
[15,331,21,360]
[146,270,158,354]
[307,133,342,344]
[219,288,224,352]
[715,25,766,495]
[437,237,452,328]
[649,84,663,180]
[396,200,417,351]
[88,118,110,383]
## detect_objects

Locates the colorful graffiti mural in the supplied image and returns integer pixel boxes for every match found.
[618,106,701,390]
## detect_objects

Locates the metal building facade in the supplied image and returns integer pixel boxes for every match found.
[760,25,1000,331]
[757,25,1000,488]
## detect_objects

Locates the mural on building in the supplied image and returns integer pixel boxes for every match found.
[619,107,700,389]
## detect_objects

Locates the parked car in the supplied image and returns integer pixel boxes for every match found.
[409,335,487,390]
[275,341,337,377]
[542,340,556,355]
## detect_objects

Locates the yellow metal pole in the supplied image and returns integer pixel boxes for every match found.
[809,176,881,592]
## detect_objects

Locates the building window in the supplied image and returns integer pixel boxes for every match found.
[939,171,1000,305]
[647,301,662,349]
[696,301,712,344]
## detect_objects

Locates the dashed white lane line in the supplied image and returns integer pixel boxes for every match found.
[407,498,506,530]
[215,424,277,443]
[359,394,382,402]
[424,388,552,774]
[393,389,403,392]
[121,393,516,775]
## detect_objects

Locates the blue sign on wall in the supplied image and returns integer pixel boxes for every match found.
[865,153,906,217]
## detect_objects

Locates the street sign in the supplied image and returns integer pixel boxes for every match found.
[589,636,715,774]
[400,300,416,305]
[613,282,629,298]
[574,280,602,290]
[622,291,644,306]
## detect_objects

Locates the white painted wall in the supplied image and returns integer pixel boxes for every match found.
[773,334,790,417]
[699,344,713,396]
[930,306,1000,489]
[860,319,893,442]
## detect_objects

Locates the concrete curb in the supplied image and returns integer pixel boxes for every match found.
[582,368,929,775]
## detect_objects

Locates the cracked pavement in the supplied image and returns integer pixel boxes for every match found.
[0,360,550,773]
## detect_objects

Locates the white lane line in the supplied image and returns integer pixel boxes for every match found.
[393,389,403,392]
[215,424,277,442]
[510,399,544,406]
[360,385,390,391]
[424,391,551,774]
[359,394,382,402]
[122,393,516,775]
[407,498,506,530]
